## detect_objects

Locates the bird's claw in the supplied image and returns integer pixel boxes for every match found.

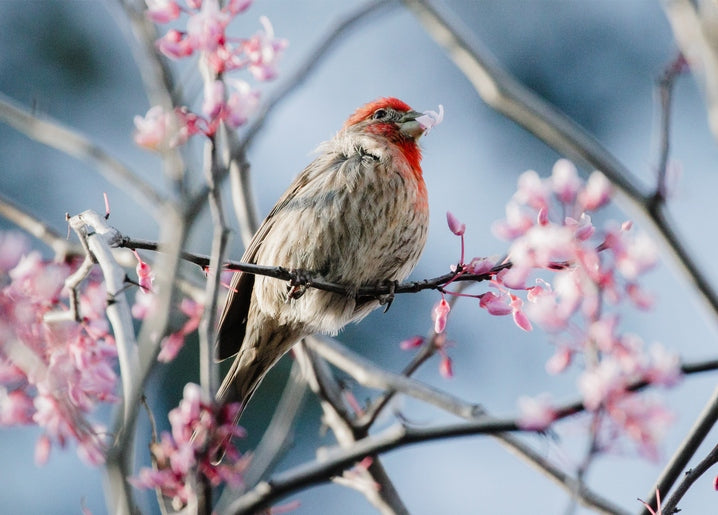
[286,269,310,301]
[379,280,398,313]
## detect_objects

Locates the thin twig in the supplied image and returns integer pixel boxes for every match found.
[120,235,505,300]
[640,384,718,515]
[0,192,79,259]
[306,336,482,420]
[662,442,718,514]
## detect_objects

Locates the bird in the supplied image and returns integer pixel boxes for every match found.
[215,97,436,417]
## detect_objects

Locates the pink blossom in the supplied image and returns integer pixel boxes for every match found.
[643,344,681,386]
[133,106,188,151]
[616,232,657,281]
[244,16,287,81]
[432,298,450,334]
[225,79,260,128]
[132,250,154,294]
[439,355,453,378]
[202,79,225,119]
[0,388,35,425]
[0,231,29,272]
[551,159,581,205]
[446,211,465,236]
[416,104,444,134]
[511,295,532,332]
[186,0,229,53]
[156,29,195,59]
[566,213,595,241]
[517,394,556,430]
[514,170,550,211]
[607,394,673,461]
[399,336,424,350]
[466,257,494,275]
[159,333,186,363]
[578,171,612,211]
[131,383,247,505]
[578,358,624,410]
[145,0,181,23]
[35,435,51,465]
[479,291,512,316]
[0,249,117,465]
[492,201,534,240]
[545,347,572,374]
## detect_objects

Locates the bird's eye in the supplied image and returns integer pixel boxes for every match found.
[373,109,388,120]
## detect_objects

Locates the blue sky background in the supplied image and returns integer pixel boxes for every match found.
[1,1,718,513]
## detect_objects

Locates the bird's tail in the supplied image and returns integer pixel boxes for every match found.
[215,324,301,421]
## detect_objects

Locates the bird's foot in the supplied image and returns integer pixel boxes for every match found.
[379,280,398,313]
[286,269,311,301]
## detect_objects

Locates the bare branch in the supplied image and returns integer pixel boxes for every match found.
[0,192,79,259]
[661,0,718,142]
[662,441,718,514]
[0,92,165,215]
[295,340,410,515]
[306,336,482,420]
[640,383,718,515]
[225,357,718,513]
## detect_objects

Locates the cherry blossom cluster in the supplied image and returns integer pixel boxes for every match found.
[0,232,118,465]
[134,0,287,150]
[434,160,680,458]
[130,383,247,509]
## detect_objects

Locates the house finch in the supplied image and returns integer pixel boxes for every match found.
[216,97,439,415]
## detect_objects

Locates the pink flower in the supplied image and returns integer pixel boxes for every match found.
[517,394,556,430]
[225,79,260,128]
[0,388,35,425]
[156,29,195,59]
[416,104,444,134]
[466,257,494,275]
[578,171,612,211]
[514,170,550,211]
[492,201,534,240]
[0,231,29,272]
[131,383,247,506]
[545,347,572,374]
[186,0,229,53]
[399,335,424,350]
[244,16,287,81]
[551,159,581,205]
[479,290,512,316]
[432,298,450,334]
[439,355,453,378]
[132,250,154,294]
[133,106,188,151]
[145,0,181,23]
[446,211,465,236]
[510,295,532,331]
[202,80,225,119]
[159,333,185,362]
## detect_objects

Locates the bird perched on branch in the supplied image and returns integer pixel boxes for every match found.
[216,97,442,416]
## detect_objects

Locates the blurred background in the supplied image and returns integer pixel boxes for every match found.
[1,0,718,513]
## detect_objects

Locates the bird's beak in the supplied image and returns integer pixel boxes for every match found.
[398,110,426,139]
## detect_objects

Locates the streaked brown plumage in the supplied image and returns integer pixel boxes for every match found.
[216,98,431,416]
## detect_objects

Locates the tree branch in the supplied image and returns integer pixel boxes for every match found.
[0,92,165,215]
[225,353,718,514]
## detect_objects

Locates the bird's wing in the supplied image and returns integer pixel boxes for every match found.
[215,164,319,361]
